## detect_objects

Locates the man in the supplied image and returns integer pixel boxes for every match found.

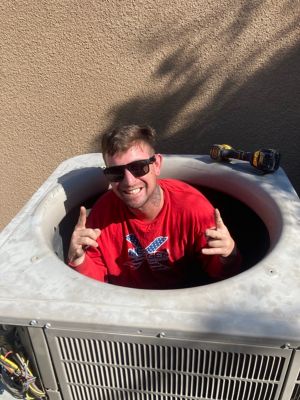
[68,125,241,289]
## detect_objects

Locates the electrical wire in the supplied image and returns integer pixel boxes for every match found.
[0,347,46,399]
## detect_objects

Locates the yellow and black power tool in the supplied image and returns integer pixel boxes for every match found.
[210,144,280,173]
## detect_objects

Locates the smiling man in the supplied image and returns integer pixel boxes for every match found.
[67,125,241,289]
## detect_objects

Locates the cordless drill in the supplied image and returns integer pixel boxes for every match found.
[210,144,280,173]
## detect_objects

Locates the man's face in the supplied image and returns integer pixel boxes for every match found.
[104,142,162,212]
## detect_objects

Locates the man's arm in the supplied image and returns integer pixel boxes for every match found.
[67,206,109,282]
[201,208,236,259]
[201,208,241,278]
[68,206,101,266]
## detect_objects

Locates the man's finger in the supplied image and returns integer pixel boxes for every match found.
[94,228,101,237]
[215,208,224,229]
[205,228,223,239]
[77,206,87,228]
[206,239,224,248]
[202,247,223,255]
[77,228,100,241]
[78,237,99,248]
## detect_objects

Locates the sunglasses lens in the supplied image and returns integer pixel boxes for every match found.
[128,161,149,177]
[103,166,125,182]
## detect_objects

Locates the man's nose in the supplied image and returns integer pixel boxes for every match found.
[122,168,137,184]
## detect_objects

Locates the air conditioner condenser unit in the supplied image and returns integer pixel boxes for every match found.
[0,154,300,400]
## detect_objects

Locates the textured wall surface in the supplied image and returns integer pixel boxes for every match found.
[1,0,300,229]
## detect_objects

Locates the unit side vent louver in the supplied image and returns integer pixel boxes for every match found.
[290,369,300,400]
[44,331,292,400]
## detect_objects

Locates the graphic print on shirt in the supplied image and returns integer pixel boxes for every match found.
[125,233,170,271]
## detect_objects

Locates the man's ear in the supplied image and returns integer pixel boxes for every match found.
[102,153,108,166]
[153,153,163,176]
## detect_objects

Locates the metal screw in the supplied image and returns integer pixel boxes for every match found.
[282,343,291,349]
[29,320,38,326]
[157,332,166,338]
[44,323,51,329]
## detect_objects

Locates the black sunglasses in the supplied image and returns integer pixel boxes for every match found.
[103,156,156,182]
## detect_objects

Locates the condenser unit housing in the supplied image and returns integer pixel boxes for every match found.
[0,154,300,400]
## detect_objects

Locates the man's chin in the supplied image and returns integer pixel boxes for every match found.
[119,191,145,209]
[124,199,145,210]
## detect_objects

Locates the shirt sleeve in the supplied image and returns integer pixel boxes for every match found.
[68,244,108,282]
[200,250,242,280]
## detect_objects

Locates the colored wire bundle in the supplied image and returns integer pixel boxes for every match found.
[0,347,46,399]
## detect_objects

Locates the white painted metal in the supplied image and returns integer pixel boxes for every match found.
[0,153,299,347]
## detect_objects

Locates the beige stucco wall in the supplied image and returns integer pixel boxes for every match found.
[1,0,300,229]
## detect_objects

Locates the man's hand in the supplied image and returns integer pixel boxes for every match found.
[68,206,101,266]
[202,208,236,259]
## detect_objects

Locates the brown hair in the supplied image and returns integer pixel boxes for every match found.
[101,125,156,157]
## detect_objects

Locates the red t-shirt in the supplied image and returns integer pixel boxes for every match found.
[71,179,240,289]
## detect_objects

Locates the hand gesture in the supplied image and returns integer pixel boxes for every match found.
[202,209,236,258]
[68,206,101,266]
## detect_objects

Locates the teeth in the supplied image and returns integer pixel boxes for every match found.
[125,188,141,194]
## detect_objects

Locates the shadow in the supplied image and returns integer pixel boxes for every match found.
[57,176,270,288]
[93,0,300,194]
[196,185,270,271]
[57,168,109,261]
